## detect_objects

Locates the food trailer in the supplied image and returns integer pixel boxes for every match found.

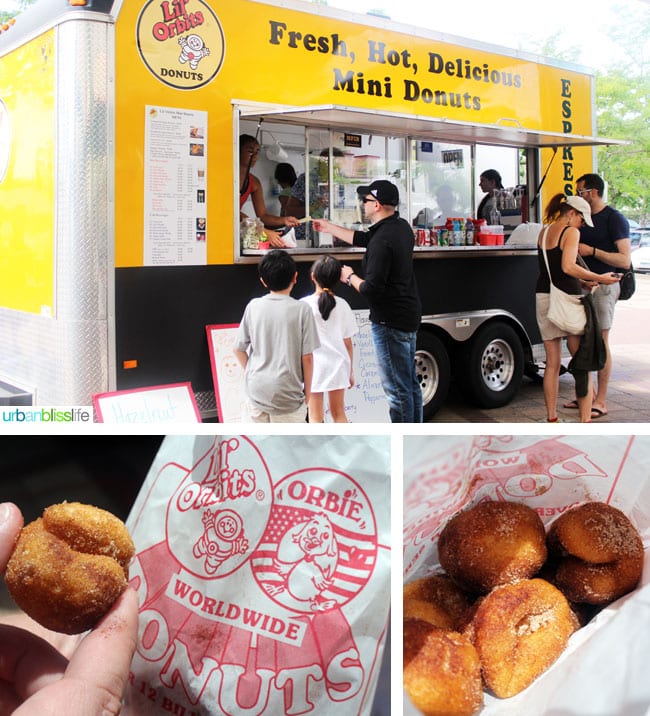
[0,0,615,419]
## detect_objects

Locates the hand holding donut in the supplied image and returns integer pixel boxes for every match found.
[1,502,138,716]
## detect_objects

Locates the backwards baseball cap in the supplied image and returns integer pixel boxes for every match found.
[565,195,594,227]
[357,180,399,206]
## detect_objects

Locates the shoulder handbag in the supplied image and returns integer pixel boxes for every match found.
[618,267,635,300]
[541,227,587,334]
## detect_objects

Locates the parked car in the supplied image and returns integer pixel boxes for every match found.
[631,229,650,273]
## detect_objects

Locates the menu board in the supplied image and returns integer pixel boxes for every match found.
[143,106,207,266]
[207,311,390,422]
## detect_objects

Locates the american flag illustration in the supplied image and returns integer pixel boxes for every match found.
[251,503,377,610]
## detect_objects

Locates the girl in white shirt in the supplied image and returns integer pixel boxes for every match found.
[301,256,357,422]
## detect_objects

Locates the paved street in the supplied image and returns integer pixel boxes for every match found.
[429,273,650,423]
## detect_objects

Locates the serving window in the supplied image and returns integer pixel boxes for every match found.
[237,110,527,257]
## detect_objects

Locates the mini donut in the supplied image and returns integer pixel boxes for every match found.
[465,578,578,698]
[554,554,642,605]
[438,501,547,594]
[403,617,483,716]
[5,502,134,634]
[403,574,474,630]
[548,502,643,605]
[548,502,643,564]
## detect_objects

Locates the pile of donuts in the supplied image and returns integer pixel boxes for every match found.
[403,500,644,716]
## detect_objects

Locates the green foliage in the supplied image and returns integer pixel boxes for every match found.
[518,4,650,225]
[1,0,35,22]
[594,4,650,225]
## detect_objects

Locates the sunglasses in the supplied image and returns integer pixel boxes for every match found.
[361,196,377,203]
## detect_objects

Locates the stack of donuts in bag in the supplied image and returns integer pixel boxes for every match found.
[403,500,644,716]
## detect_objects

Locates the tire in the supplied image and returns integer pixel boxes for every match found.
[460,321,524,408]
[415,331,451,421]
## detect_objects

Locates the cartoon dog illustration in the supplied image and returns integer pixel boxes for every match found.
[267,512,339,611]
[193,508,248,574]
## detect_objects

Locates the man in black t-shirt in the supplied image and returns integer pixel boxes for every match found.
[566,173,631,419]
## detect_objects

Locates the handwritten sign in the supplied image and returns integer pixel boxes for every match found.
[345,311,390,422]
[93,383,201,423]
[206,312,389,423]
[206,324,249,423]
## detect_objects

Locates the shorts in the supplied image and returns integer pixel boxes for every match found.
[246,401,307,423]
[591,282,619,331]
[536,292,572,341]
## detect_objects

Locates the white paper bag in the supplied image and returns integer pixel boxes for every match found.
[123,434,391,715]
[403,435,650,716]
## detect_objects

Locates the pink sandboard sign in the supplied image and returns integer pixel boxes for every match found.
[93,382,201,423]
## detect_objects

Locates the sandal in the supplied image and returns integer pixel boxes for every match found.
[563,400,579,409]
[591,408,608,419]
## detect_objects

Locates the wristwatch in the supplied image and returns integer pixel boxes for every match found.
[346,272,355,286]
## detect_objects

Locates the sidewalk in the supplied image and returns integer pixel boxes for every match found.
[430,349,650,423]
[429,274,650,423]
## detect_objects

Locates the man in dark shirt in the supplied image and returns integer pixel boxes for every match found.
[313,180,423,422]
[568,173,631,419]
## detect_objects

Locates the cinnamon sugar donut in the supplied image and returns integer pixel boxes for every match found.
[438,501,547,594]
[5,502,134,634]
[548,501,642,564]
[403,574,474,630]
[465,578,578,698]
[403,617,483,716]
[548,502,643,605]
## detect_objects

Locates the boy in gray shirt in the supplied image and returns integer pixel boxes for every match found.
[234,250,320,422]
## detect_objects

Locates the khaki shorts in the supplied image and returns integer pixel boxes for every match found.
[246,401,307,423]
[536,292,572,341]
[591,282,619,331]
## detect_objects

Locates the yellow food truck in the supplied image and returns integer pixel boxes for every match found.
[0,0,615,419]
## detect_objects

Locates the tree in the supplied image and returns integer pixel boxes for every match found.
[1,0,35,23]
[594,4,650,225]
[516,5,650,225]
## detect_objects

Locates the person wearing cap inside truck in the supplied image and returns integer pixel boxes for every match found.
[313,180,423,423]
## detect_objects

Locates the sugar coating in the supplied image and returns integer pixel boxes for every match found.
[5,502,134,634]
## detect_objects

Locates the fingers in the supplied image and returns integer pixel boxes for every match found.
[6,590,137,715]
[0,624,69,705]
[0,503,23,572]
[64,587,138,710]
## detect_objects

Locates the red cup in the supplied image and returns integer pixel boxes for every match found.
[479,233,496,245]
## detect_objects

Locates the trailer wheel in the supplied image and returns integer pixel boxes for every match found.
[416,332,451,420]
[460,322,524,408]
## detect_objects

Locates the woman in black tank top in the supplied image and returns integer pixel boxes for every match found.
[535,193,620,423]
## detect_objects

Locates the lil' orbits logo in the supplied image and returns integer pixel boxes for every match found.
[166,437,273,578]
[136,0,225,90]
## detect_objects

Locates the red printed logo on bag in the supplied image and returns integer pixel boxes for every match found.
[251,468,378,613]
[166,436,273,578]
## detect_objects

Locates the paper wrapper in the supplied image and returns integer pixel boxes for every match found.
[123,435,390,715]
[403,435,650,716]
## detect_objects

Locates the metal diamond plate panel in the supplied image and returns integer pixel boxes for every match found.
[0,20,113,406]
